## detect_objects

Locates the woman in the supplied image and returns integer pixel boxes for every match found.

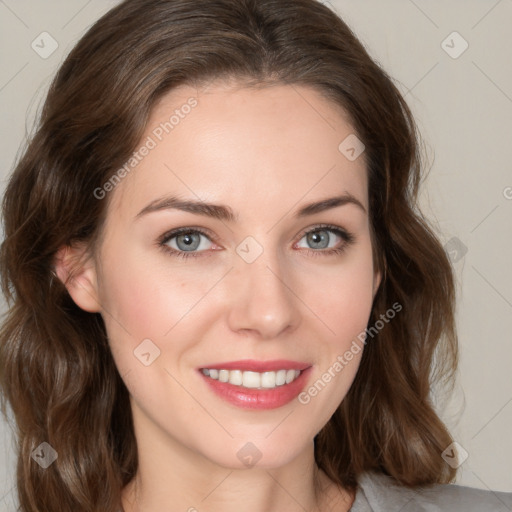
[0,0,510,511]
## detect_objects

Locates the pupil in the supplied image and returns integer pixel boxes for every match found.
[309,231,328,248]
[177,233,198,251]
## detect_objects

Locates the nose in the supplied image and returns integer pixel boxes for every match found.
[226,251,302,340]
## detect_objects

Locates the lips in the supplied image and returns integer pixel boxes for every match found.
[198,359,312,410]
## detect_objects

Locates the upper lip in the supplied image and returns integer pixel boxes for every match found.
[199,359,311,372]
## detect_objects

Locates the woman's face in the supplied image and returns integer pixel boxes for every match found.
[77,81,381,469]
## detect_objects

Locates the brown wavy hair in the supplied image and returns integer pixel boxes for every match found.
[0,0,459,510]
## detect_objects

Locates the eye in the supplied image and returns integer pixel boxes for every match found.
[158,224,355,260]
[295,225,355,257]
[158,228,215,259]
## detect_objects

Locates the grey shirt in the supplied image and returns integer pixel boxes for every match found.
[351,471,512,511]
[116,471,512,511]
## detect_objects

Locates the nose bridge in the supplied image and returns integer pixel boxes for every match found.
[226,241,301,338]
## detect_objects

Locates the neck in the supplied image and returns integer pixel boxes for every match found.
[120,405,354,512]
[122,467,353,512]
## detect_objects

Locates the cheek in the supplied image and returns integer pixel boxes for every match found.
[97,247,207,339]
[296,250,375,422]
[96,245,225,379]
[305,248,376,348]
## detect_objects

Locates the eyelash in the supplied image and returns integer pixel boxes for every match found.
[157,224,355,260]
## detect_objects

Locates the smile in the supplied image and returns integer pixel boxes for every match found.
[201,368,302,389]
[198,359,312,410]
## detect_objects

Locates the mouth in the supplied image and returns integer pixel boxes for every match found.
[201,368,303,389]
[198,359,312,410]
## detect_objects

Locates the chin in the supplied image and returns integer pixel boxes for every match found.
[195,432,312,471]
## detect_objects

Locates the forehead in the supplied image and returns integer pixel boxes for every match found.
[108,81,368,224]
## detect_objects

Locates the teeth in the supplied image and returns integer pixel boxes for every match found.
[202,368,302,389]
[229,370,243,386]
[242,371,261,388]
[261,371,276,388]
[276,369,286,386]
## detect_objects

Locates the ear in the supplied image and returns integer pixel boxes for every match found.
[53,243,101,313]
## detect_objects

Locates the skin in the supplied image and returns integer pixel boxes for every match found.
[56,80,381,512]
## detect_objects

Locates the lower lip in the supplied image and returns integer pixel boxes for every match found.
[199,368,312,410]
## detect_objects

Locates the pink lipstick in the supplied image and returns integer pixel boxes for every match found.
[198,359,312,410]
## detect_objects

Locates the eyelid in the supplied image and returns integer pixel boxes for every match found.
[294,223,349,242]
[158,223,355,258]
[157,226,218,246]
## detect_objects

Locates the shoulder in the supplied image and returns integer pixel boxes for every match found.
[353,471,512,512]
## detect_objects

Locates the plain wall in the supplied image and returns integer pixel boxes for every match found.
[1,0,511,509]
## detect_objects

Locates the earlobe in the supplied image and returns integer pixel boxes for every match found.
[53,244,101,313]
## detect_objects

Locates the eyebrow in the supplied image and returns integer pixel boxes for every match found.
[135,193,366,222]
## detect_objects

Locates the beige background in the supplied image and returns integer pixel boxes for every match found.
[1,0,511,509]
